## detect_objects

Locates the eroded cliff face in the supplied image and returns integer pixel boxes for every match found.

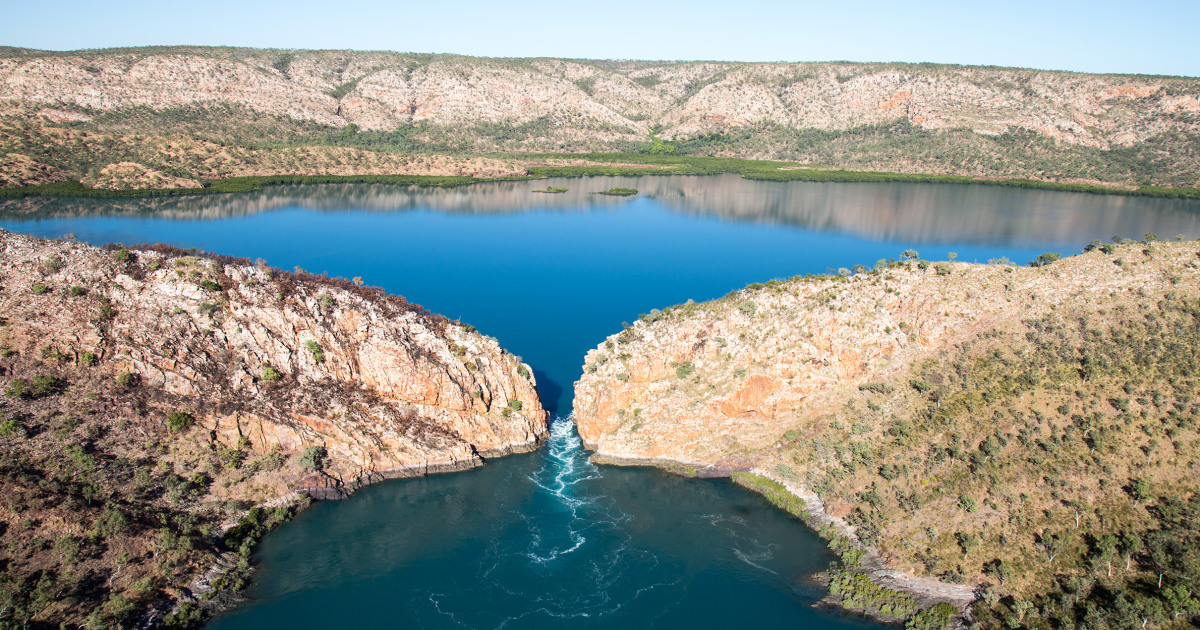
[572,241,1200,614]
[3,49,1196,150]
[2,47,1199,188]
[1,231,548,497]
[573,255,1035,468]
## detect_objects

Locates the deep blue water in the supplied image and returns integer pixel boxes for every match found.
[3,175,1198,628]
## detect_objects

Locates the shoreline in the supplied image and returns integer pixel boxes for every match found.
[192,435,545,618]
[3,157,1199,201]
[584,446,977,622]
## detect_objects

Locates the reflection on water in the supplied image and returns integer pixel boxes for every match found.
[4,174,1199,248]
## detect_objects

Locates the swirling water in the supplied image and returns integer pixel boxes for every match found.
[3,175,1198,628]
[205,418,862,629]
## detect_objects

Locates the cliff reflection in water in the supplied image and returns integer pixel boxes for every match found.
[4,174,1199,247]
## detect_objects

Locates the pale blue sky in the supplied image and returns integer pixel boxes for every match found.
[2,0,1198,77]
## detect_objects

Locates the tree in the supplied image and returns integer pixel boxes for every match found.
[167,411,195,433]
[900,249,919,261]
[1040,532,1066,564]
[1030,252,1062,268]
[1097,534,1118,578]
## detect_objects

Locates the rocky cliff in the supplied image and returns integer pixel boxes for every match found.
[0,230,547,626]
[573,241,1200,626]
[2,47,1199,188]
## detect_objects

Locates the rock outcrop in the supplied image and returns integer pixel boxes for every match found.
[573,240,1200,616]
[1,230,548,497]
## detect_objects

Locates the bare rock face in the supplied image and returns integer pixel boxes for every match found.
[0,231,548,497]
[572,243,1200,469]
[2,48,1197,157]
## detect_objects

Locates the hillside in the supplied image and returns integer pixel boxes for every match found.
[0,230,547,627]
[573,239,1200,629]
[1,47,1199,190]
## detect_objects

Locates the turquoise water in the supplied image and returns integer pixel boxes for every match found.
[3,175,1199,628]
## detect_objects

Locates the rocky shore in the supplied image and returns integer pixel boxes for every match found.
[0,230,548,626]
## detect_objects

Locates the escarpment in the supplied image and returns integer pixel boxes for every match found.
[1,230,548,493]
[0,230,547,625]
[574,241,1200,623]
[2,47,1200,189]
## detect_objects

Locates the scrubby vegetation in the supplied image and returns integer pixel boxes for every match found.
[764,250,1200,628]
[584,239,1200,629]
[0,351,315,628]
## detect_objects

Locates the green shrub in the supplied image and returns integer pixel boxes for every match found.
[305,340,325,363]
[41,254,64,274]
[7,375,56,399]
[732,472,807,516]
[859,381,895,395]
[167,411,196,433]
[906,603,958,630]
[0,415,20,438]
[115,371,139,388]
[31,283,49,295]
[198,279,221,291]
[97,298,117,319]
[934,262,952,275]
[317,292,334,314]
[80,352,98,366]
[261,366,281,381]
[250,448,287,473]
[1030,252,1062,267]
[616,372,630,382]
[69,285,87,296]
[508,399,523,411]
[94,504,129,538]
[113,248,132,263]
[517,364,531,379]
[675,361,695,379]
[298,445,328,472]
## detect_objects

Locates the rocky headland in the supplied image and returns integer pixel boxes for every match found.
[574,240,1200,628]
[0,230,547,626]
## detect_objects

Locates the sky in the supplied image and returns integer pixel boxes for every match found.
[2,0,1198,77]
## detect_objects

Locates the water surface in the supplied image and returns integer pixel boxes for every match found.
[3,175,1198,629]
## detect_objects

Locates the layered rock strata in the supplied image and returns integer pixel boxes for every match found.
[1,230,548,498]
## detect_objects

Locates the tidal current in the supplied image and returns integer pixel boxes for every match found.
[3,175,1198,628]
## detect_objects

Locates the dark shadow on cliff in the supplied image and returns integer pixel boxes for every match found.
[532,368,564,419]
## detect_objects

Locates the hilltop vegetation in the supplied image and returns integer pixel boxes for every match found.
[0,231,546,627]
[1,47,1199,192]
[573,238,1200,629]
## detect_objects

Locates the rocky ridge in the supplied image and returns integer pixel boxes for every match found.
[573,240,1200,624]
[2,47,1199,188]
[0,229,549,625]
[2,231,548,496]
